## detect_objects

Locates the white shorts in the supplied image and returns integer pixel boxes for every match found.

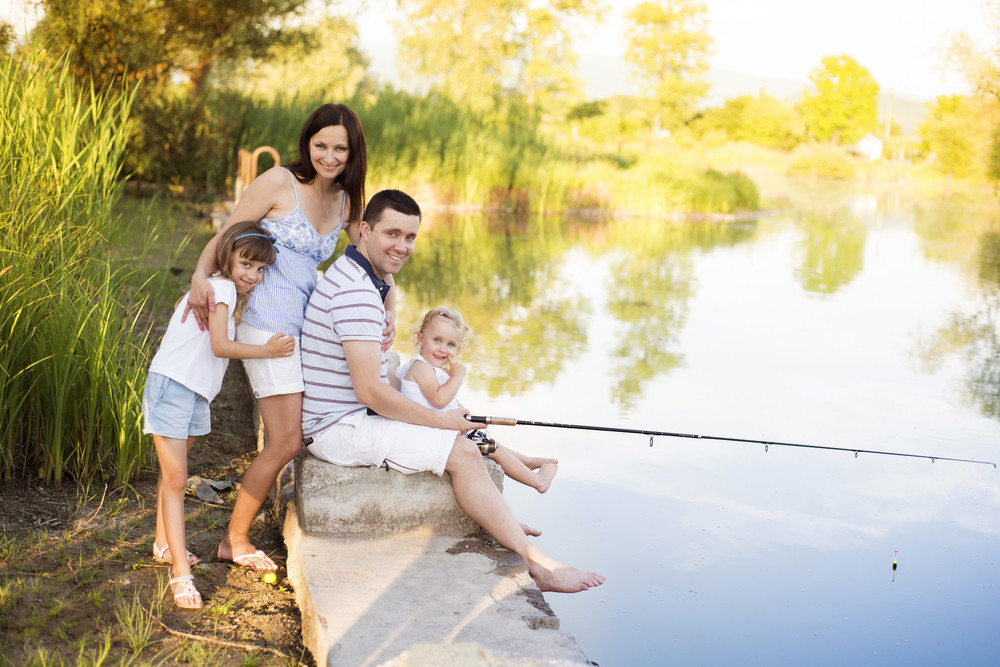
[307,414,457,476]
[236,322,303,398]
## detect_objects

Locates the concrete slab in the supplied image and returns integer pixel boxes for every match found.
[284,501,591,667]
[294,453,505,537]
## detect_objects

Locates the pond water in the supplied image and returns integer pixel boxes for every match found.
[391,178,1000,666]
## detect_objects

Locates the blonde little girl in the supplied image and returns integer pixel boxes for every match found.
[142,221,294,609]
[399,307,558,493]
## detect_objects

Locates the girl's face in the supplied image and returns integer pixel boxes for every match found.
[230,251,269,293]
[417,317,464,369]
[309,124,350,181]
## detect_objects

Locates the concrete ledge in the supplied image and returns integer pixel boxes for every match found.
[295,453,505,537]
[284,501,590,667]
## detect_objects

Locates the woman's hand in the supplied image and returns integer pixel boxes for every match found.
[381,309,396,351]
[182,272,215,330]
[381,281,397,351]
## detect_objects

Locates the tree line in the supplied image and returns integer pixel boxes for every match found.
[2,0,998,190]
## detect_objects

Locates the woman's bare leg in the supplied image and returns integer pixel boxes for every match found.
[217,392,303,571]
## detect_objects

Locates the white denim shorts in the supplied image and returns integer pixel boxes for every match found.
[307,413,457,476]
[142,372,211,440]
[236,322,303,398]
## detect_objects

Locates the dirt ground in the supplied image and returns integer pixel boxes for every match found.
[0,363,312,666]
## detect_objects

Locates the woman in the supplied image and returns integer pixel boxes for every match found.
[185,103,393,571]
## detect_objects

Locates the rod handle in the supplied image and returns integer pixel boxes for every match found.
[467,415,517,426]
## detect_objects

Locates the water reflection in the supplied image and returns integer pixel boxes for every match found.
[792,208,866,294]
[914,227,1000,420]
[388,181,1000,665]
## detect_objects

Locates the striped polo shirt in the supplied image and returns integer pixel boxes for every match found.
[300,246,389,437]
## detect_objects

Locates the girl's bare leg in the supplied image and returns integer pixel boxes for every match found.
[153,435,200,607]
[155,436,198,565]
[506,447,558,471]
[489,447,558,493]
[217,392,303,572]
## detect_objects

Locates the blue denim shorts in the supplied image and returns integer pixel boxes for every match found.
[142,372,211,440]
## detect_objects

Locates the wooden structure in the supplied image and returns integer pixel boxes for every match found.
[235,146,281,202]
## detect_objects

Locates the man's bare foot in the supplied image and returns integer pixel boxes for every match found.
[520,522,542,537]
[217,537,278,572]
[535,462,558,493]
[527,557,605,593]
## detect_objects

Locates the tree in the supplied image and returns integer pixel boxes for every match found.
[694,93,803,149]
[623,0,713,131]
[394,0,602,114]
[919,94,992,180]
[241,16,371,101]
[945,2,1000,181]
[799,54,879,145]
[30,0,310,93]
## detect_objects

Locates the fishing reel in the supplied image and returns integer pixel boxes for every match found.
[467,429,497,455]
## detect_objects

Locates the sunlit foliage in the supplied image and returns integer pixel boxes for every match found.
[623,0,713,131]
[799,54,879,145]
[394,0,602,117]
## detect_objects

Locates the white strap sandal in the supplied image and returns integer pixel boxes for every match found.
[152,542,201,566]
[168,570,203,610]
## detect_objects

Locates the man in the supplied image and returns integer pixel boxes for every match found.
[300,189,604,593]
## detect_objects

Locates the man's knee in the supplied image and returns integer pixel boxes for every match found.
[447,436,484,472]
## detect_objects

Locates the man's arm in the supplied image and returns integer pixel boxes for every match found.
[344,339,480,432]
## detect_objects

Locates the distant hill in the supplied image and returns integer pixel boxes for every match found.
[365,42,929,135]
[580,53,929,135]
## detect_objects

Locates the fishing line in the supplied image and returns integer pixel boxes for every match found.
[465,415,997,468]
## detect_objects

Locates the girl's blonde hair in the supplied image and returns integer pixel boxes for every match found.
[415,306,472,352]
[214,221,277,323]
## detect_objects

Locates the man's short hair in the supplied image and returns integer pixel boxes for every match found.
[363,190,421,227]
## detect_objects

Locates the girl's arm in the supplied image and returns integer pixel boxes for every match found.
[184,168,286,328]
[408,359,466,410]
[208,305,295,359]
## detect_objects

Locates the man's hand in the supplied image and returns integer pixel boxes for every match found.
[442,409,484,434]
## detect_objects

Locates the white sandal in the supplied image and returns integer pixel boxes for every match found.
[168,569,203,610]
[153,542,201,566]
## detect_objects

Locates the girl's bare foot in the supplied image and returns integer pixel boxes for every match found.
[535,462,558,494]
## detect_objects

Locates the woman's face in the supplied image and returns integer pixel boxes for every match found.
[309,124,350,180]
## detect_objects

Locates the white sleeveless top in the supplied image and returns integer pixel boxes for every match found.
[398,355,461,412]
[242,168,345,337]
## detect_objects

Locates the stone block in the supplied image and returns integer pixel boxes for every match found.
[294,453,504,537]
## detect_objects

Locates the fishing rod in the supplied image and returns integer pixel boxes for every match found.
[466,415,997,468]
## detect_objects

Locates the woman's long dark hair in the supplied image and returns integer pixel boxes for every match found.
[285,103,367,227]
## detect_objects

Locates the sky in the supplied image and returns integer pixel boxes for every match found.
[3,0,995,101]
[356,0,996,101]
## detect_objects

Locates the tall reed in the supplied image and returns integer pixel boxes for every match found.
[1,48,148,486]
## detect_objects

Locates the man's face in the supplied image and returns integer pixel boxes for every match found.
[359,209,420,279]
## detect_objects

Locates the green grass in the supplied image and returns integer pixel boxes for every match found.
[0,47,153,486]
